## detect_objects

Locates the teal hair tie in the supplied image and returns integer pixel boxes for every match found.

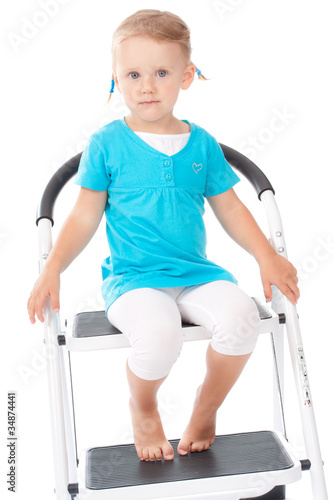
[195,68,201,76]
[110,79,115,93]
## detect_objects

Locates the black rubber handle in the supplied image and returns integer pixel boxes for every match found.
[36,144,274,225]
[220,143,274,199]
[36,152,82,226]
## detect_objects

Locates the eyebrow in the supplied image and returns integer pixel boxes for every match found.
[122,65,176,72]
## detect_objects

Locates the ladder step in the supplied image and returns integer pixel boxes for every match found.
[85,431,294,491]
[72,310,195,339]
[72,298,274,340]
[67,298,279,352]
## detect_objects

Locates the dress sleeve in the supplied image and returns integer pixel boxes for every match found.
[74,136,110,191]
[204,137,240,198]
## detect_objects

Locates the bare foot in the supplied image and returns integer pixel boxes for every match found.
[178,386,216,455]
[129,398,174,461]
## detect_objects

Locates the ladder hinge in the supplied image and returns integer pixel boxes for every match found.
[278,313,286,324]
[57,334,66,346]
[68,482,79,497]
[300,458,311,471]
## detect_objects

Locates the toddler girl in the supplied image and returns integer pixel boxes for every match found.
[28,9,299,462]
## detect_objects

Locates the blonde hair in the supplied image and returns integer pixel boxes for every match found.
[107,9,207,102]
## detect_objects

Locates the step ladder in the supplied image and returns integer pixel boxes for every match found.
[35,145,329,499]
[80,431,300,499]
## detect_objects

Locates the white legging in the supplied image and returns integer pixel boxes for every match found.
[107,280,260,381]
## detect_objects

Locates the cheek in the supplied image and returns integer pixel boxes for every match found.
[161,79,180,94]
[117,81,133,98]
[164,82,182,101]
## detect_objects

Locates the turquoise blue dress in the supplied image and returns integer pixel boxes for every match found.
[75,118,240,313]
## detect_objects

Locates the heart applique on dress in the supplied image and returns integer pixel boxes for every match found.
[192,163,203,174]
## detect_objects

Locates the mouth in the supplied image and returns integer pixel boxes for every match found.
[140,101,160,105]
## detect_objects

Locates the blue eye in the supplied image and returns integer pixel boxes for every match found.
[157,70,167,77]
[129,72,140,79]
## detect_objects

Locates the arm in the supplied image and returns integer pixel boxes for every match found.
[207,188,300,305]
[28,187,108,324]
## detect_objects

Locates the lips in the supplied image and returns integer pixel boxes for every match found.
[140,101,159,105]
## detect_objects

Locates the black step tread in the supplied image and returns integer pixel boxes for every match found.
[73,298,271,339]
[86,431,293,490]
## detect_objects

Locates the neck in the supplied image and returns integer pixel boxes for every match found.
[125,114,190,134]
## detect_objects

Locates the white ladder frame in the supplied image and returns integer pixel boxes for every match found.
[38,187,328,499]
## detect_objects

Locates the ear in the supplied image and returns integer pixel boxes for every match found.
[114,75,121,93]
[181,63,196,90]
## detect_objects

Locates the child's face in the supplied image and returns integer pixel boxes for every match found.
[114,35,195,132]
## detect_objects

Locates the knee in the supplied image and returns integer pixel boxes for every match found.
[129,322,183,380]
[211,294,260,356]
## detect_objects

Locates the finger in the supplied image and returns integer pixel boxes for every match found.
[50,291,60,313]
[35,297,46,323]
[278,283,298,305]
[262,281,272,303]
[288,279,300,301]
[27,295,37,324]
[28,306,36,324]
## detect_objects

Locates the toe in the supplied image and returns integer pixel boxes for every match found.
[162,442,174,460]
[149,448,158,461]
[191,442,204,453]
[154,447,162,461]
[177,436,192,456]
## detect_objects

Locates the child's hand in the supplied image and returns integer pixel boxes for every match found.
[27,269,60,324]
[259,252,300,305]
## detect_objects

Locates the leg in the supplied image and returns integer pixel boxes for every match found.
[176,281,260,454]
[178,346,251,454]
[108,287,184,460]
[126,362,174,461]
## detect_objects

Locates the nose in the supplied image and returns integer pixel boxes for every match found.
[140,75,155,94]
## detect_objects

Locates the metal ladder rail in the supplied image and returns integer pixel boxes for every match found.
[261,191,328,500]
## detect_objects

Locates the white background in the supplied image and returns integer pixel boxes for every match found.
[1,0,332,499]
